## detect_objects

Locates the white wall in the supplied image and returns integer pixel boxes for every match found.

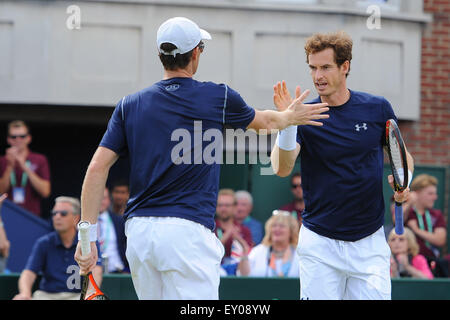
[0,0,430,120]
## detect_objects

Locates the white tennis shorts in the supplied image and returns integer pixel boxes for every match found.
[297,224,391,300]
[125,216,224,300]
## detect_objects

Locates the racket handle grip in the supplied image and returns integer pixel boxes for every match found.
[78,221,91,256]
[394,202,404,235]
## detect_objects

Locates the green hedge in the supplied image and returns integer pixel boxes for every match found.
[1,274,449,300]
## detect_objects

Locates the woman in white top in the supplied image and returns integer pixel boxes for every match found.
[238,210,300,277]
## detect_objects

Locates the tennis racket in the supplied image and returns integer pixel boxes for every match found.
[79,221,109,300]
[385,119,409,235]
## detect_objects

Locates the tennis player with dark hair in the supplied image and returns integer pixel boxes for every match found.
[74,17,329,300]
[271,31,414,300]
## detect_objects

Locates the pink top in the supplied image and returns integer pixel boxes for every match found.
[412,254,434,279]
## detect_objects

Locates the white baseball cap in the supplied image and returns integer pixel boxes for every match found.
[157,17,211,57]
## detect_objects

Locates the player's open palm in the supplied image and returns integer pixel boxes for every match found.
[286,86,330,126]
[273,80,299,112]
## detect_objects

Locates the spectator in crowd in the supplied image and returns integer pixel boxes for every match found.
[388,227,434,279]
[109,180,129,216]
[98,187,128,273]
[215,189,253,275]
[235,190,264,245]
[0,120,51,217]
[279,172,304,223]
[400,174,448,277]
[12,196,102,300]
[238,210,300,277]
[0,193,10,273]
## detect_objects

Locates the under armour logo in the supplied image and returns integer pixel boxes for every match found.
[355,123,368,132]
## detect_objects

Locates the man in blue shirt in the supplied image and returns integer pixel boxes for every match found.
[13,196,102,300]
[75,17,329,300]
[271,31,414,300]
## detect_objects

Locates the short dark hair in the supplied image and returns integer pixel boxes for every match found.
[111,179,129,191]
[159,43,194,71]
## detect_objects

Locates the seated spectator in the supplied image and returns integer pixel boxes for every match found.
[0,193,10,273]
[235,190,264,245]
[109,180,129,216]
[400,174,448,277]
[98,187,128,273]
[215,189,253,276]
[12,196,102,300]
[0,120,51,217]
[238,210,300,277]
[388,227,433,279]
[279,172,304,223]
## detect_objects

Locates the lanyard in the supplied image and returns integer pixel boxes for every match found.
[266,246,293,277]
[415,209,433,248]
[10,160,31,187]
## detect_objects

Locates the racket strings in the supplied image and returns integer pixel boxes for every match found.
[389,130,405,185]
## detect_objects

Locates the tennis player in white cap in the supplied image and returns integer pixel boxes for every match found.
[74,17,329,300]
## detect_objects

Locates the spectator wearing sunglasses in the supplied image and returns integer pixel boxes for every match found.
[279,172,304,224]
[0,120,51,217]
[13,196,102,300]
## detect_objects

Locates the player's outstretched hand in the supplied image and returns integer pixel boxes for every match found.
[273,80,300,112]
[74,241,98,275]
[285,87,329,127]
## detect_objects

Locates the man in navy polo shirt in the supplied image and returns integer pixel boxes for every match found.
[13,196,102,300]
[271,31,415,300]
[74,17,329,300]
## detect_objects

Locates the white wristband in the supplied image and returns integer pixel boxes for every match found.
[78,223,98,242]
[275,125,297,151]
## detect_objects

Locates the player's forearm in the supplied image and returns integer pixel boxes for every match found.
[271,144,300,177]
[81,147,118,224]
[81,165,109,224]
[405,149,414,174]
[249,110,294,134]
[264,110,298,132]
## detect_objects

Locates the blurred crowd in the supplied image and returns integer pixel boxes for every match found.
[0,120,448,300]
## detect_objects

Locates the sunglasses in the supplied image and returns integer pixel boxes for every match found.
[272,210,291,217]
[52,210,70,217]
[291,184,302,189]
[9,134,28,139]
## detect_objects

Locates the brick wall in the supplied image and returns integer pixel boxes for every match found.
[398,0,450,166]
